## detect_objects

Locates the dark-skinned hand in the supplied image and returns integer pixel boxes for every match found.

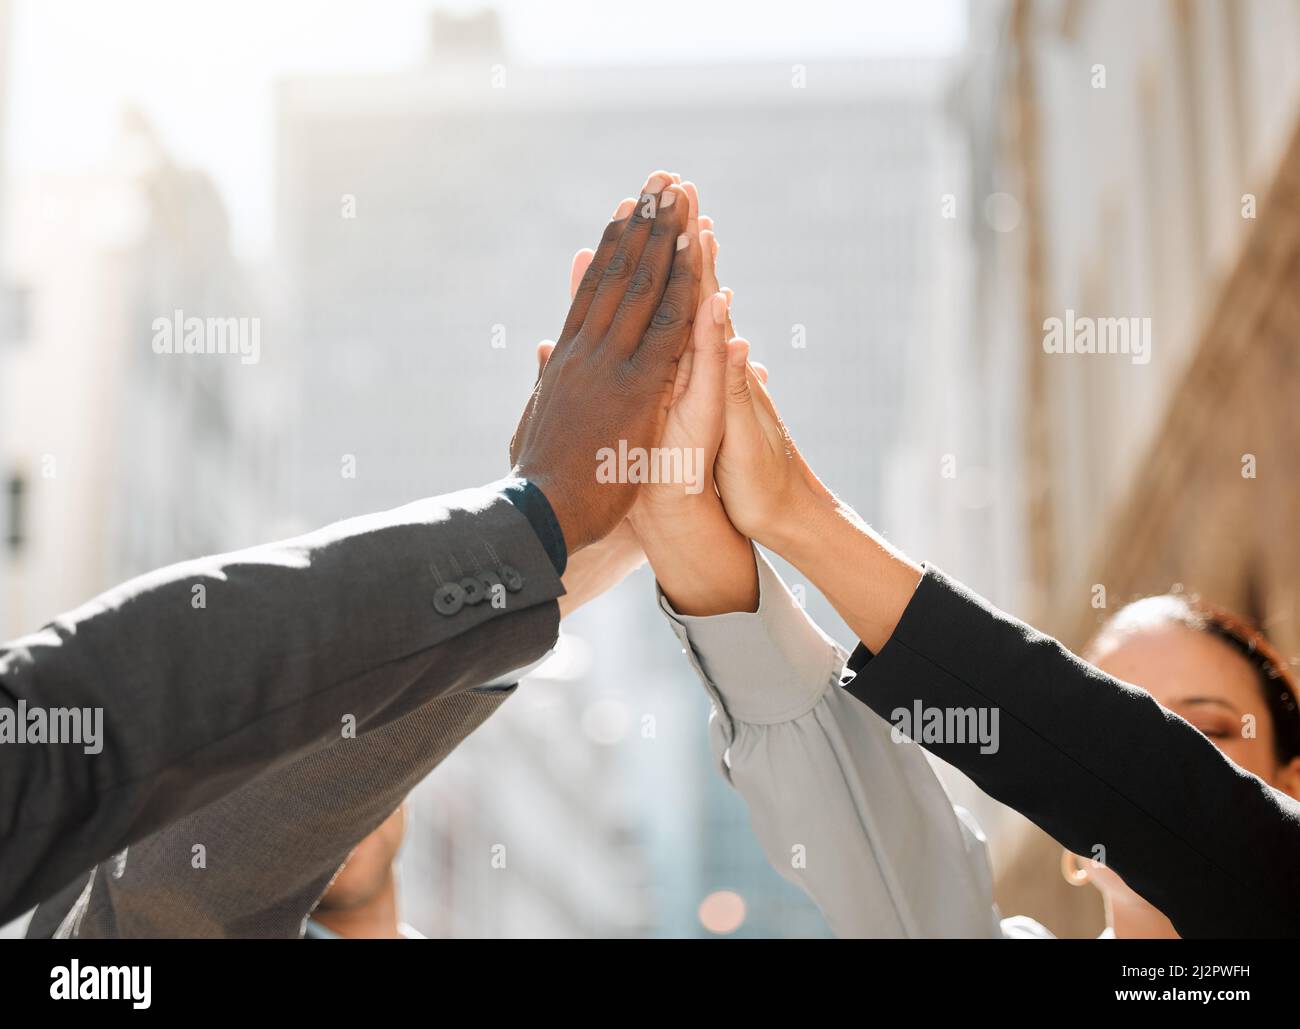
[510,170,701,553]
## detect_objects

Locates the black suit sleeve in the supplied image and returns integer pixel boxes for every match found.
[841,566,1300,938]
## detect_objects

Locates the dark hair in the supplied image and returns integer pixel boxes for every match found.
[1094,595,1300,766]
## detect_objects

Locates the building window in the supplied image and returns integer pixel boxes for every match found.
[5,473,25,553]
[0,283,32,348]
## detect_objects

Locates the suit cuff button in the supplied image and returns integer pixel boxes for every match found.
[500,565,524,592]
[433,582,466,615]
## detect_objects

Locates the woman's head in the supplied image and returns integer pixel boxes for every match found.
[1084,594,1300,792]
[1062,594,1300,933]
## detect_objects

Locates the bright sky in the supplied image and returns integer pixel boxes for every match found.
[4,0,966,258]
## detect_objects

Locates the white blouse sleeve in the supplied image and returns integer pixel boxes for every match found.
[658,547,1005,938]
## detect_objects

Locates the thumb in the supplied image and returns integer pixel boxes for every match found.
[725,337,753,409]
[681,292,730,407]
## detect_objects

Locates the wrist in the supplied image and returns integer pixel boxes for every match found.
[757,479,837,559]
[557,521,646,619]
[637,493,759,616]
[517,469,591,557]
[629,486,723,540]
[766,486,923,654]
[500,473,575,574]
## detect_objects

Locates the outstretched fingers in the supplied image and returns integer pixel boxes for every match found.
[555,194,641,349]
[604,181,691,356]
[579,172,678,347]
[630,216,701,374]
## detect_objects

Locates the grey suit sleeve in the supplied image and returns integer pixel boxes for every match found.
[0,482,563,922]
[27,682,523,939]
[658,549,1002,938]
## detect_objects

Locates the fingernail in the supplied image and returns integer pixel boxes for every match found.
[711,293,728,325]
[660,187,678,208]
[676,233,689,251]
[711,236,720,259]
[641,171,672,194]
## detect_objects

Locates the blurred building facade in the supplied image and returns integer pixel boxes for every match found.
[0,0,19,640]
[274,11,956,937]
[895,0,1300,936]
[0,114,284,642]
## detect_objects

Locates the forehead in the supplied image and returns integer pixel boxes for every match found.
[1089,623,1262,710]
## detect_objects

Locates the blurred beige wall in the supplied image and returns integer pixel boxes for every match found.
[897,0,1300,937]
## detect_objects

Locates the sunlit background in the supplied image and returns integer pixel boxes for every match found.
[4,0,1300,938]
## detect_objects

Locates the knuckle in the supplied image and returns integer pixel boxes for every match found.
[627,266,657,299]
[603,249,633,281]
[573,273,598,303]
[706,331,729,360]
[651,301,684,328]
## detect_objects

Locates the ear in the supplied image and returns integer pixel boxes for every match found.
[1272,755,1300,800]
